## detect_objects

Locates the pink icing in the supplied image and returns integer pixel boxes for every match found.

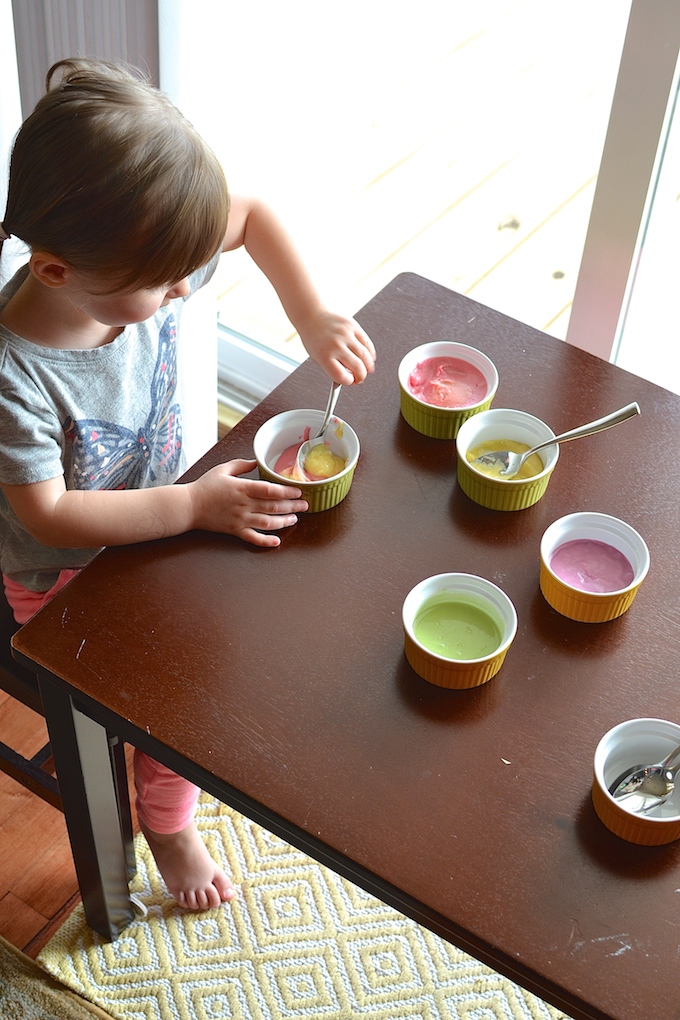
[274,442,304,477]
[273,428,335,481]
[408,356,487,408]
[274,427,310,477]
[550,539,634,593]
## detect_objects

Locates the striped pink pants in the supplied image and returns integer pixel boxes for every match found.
[4,569,200,834]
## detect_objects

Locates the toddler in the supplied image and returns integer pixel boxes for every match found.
[0,58,375,911]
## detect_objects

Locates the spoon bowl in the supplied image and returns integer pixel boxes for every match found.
[471,402,640,479]
[609,743,680,800]
[294,381,342,479]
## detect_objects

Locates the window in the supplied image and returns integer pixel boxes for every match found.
[212,0,634,410]
[5,0,678,435]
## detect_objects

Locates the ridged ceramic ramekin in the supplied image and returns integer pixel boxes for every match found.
[253,409,359,513]
[592,718,680,845]
[456,408,558,510]
[398,341,498,439]
[402,573,517,689]
[539,512,649,622]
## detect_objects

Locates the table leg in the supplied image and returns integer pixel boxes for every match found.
[39,679,134,940]
[109,734,137,883]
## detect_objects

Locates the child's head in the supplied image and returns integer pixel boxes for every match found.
[0,58,229,291]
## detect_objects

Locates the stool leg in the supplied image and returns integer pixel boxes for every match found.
[39,679,133,940]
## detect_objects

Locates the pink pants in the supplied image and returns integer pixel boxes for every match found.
[4,570,200,833]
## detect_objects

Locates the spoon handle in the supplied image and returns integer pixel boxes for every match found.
[315,381,342,439]
[661,743,680,770]
[527,402,640,458]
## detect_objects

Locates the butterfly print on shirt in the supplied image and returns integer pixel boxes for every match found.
[62,315,183,490]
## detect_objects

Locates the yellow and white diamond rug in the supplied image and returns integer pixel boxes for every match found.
[39,795,572,1020]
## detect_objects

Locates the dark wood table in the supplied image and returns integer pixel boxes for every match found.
[13,274,680,1020]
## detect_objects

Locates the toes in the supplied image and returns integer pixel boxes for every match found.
[179,885,223,910]
[182,890,198,910]
[194,889,208,910]
[206,885,223,910]
[217,878,237,902]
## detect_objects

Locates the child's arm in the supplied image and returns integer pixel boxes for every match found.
[1,460,308,550]
[223,196,376,386]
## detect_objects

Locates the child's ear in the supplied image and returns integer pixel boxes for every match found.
[29,252,73,288]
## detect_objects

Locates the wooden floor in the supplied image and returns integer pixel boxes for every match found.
[0,693,79,956]
[0,696,138,958]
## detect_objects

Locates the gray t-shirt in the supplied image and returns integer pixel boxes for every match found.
[0,258,218,590]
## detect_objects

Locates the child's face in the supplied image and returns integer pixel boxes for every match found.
[68,274,191,326]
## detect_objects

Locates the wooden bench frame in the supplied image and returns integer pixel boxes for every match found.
[0,589,62,809]
[1,587,135,889]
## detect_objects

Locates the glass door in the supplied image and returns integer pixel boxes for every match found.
[566,0,680,397]
[612,73,680,395]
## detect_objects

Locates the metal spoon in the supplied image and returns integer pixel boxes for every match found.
[293,381,342,478]
[619,763,680,808]
[608,742,680,799]
[612,768,678,818]
[471,402,640,479]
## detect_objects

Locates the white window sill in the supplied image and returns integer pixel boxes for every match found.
[217,324,303,416]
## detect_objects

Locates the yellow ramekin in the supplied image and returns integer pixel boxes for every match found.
[592,718,680,845]
[398,341,498,440]
[455,408,558,511]
[539,512,649,623]
[402,573,517,689]
[253,409,360,513]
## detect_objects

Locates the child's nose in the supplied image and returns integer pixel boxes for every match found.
[166,278,190,300]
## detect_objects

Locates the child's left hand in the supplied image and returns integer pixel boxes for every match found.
[298,309,376,385]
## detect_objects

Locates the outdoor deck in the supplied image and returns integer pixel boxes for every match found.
[214,0,632,377]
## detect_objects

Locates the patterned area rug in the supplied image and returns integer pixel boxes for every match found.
[39,795,572,1020]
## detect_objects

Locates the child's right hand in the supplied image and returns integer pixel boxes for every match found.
[187,459,308,547]
[2,460,306,552]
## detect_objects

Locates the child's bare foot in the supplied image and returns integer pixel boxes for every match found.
[140,821,237,910]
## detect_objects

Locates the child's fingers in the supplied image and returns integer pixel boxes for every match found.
[189,466,307,538]
[241,529,284,548]
[220,465,306,504]
[354,321,376,360]
[337,327,376,383]
[248,481,307,507]
[329,348,373,384]
[239,508,303,547]
[221,458,258,476]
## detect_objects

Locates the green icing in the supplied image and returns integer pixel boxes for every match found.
[414,595,502,660]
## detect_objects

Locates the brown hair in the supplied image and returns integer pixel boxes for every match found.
[1,58,229,290]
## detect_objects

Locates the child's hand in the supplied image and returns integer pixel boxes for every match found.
[188,459,308,547]
[298,310,376,386]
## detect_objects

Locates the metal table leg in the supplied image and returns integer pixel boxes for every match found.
[39,678,134,940]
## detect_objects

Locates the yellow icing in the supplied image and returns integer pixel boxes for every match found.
[304,444,346,479]
[466,438,544,479]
